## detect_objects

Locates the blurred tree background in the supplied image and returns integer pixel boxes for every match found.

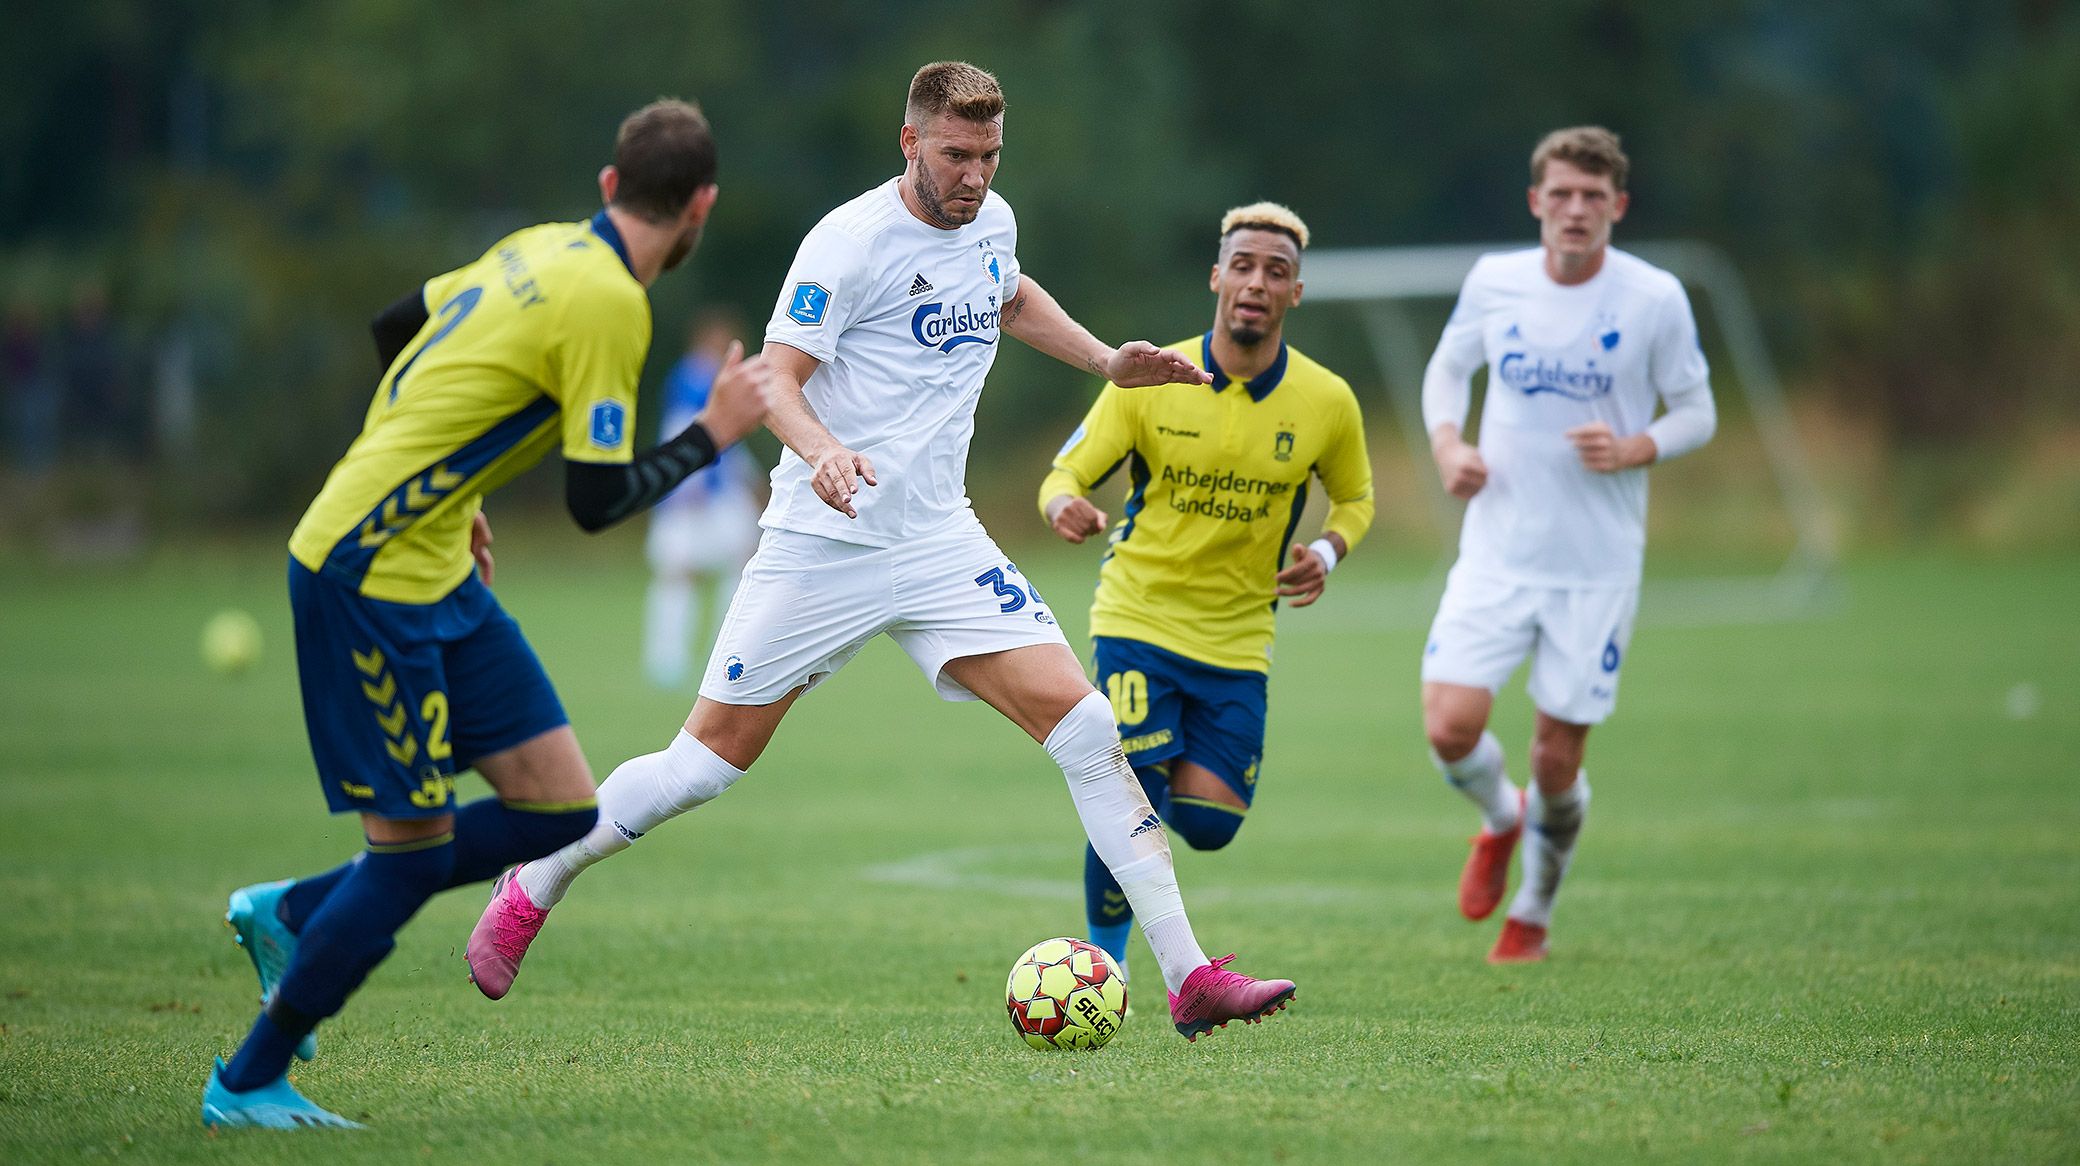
[2,0,2074,547]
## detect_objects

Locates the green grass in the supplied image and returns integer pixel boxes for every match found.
[1,525,2075,1163]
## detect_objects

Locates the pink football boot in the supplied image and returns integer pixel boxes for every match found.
[467,866,551,1000]
[1167,955,1296,1041]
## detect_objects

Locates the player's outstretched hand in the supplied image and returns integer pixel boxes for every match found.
[1104,341,1213,388]
[1276,542,1329,607]
[700,340,774,448]
[1045,494,1108,544]
[470,511,495,586]
[810,445,878,519]
[1564,421,1655,473]
[1435,438,1488,499]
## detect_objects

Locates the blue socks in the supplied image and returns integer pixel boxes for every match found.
[272,798,598,935]
[1165,796,1245,851]
[278,860,357,933]
[446,797,598,887]
[221,838,455,1092]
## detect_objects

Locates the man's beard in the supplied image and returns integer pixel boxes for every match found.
[662,224,701,271]
[914,164,977,228]
[1226,321,1267,348]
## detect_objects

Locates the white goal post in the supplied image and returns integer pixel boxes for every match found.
[1303,241,1837,626]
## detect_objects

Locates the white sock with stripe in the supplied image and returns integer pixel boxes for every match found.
[518,730,744,908]
[1044,691,1208,994]
[1435,731,1521,834]
[1507,774,1590,928]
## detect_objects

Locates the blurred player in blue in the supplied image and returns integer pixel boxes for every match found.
[644,310,766,688]
[1040,203,1375,981]
[201,100,771,1130]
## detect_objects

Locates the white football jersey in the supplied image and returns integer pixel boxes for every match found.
[1427,247,1710,586]
[761,178,1021,546]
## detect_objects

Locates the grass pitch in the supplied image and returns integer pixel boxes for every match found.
[0,527,2075,1163]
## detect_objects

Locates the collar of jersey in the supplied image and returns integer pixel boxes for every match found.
[1200,332,1289,402]
[589,210,637,277]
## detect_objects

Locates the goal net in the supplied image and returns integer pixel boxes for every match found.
[1302,241,1837,627]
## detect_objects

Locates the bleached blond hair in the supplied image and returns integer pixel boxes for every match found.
[1219,202,1310,251]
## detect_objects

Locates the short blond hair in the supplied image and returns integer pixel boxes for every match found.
[1220,202,1310,250]
[1531,126,1629,190]
[906,61,1004,126]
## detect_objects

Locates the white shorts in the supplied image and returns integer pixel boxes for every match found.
[1420,567,1639,725]
[697,516,1070,706]
[646,494,762,574]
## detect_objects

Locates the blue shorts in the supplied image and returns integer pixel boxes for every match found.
[289,558,568,819]
[1091,636,1267,805]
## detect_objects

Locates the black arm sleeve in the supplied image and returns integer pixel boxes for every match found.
[371,289,430,370]
[564,422,721,533]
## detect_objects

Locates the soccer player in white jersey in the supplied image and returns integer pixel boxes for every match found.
[1420,127,1716,964]
[468,61,1297,1040]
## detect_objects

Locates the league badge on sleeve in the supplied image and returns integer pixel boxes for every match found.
[589,400,627,450]
[787,282,831,326]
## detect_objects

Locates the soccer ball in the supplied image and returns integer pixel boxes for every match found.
[1005,937,1127,1050]
[200,609,263,675]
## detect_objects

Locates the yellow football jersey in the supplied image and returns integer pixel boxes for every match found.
[1039,334,1374,673]
[289,213,650,604]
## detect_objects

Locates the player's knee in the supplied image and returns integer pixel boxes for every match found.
[1042,690,1118,771]
[1166,798,1245,851]
[1425,713,1483,762]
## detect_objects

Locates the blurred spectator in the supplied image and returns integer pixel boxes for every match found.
[642,309,767,689]
[2,300,59,476]
[59,281,140,460]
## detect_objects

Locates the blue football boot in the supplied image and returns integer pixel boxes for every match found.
[201,1058,362,1130]
[225,880,317,1062]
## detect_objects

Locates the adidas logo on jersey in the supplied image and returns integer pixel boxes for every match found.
[1129,813,1162,838]
[908,273,934,297]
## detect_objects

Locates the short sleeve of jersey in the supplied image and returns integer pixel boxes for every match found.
[765,224,873,364]
[1051,383,1138,489]
[1650,283,1711,397]
[548,273,650,465]
[993,199,1022,305]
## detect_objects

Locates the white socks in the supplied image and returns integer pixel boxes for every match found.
[517,730,745,908]
[1508,774,1590,927]
[1435,731,1521,834]
[1045,691,1208,993]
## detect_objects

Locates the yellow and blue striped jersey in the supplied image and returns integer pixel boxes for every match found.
[1040,335,1374,673]
[289,213,650,604]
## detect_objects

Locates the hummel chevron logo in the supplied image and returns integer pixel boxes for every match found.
[1128,813,1162,838]
[908,273,933,297]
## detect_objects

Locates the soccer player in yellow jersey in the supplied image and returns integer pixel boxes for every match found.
[200,101,771,1130]
[1040,203,1375,976]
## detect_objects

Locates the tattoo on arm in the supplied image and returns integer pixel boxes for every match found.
[1003,295,1026,326]
[1083,354,1105,376]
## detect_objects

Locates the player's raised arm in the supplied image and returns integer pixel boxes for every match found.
[1003,275,1212,388]
[761,340,877,519]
